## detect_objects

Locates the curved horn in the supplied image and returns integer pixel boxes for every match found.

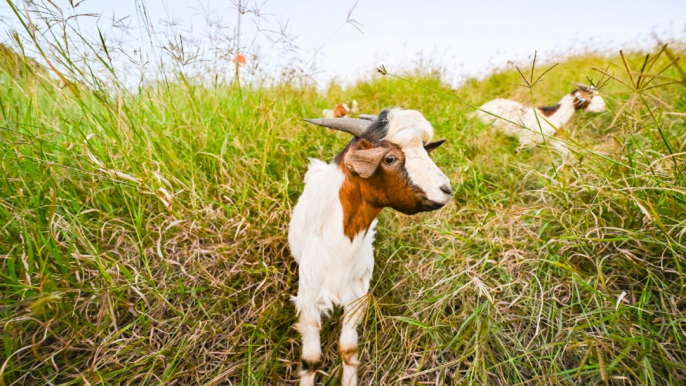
[572,82,595,91]
[359,114,378,121]
[304,118,371,137]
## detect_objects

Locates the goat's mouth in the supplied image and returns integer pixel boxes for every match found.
[419,198,448,212]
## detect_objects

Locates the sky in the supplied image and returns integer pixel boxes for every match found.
[267,0,686,84]
[1,0,685,87]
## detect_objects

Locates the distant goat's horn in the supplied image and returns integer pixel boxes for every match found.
[304,118,372,137]
[572,82,595,91]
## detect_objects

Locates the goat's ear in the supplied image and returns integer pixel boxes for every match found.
[345,147,389,178]
[424,139,446,153]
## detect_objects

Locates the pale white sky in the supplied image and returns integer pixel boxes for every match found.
[269,0,686,85]
[1,0,685,87]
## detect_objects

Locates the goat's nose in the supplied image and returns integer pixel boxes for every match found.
[440,184,452,195]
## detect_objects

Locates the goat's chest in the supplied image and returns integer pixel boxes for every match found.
[299,223,377,308]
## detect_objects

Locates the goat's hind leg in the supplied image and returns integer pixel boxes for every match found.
[340,297,367,386]
[295,310,322,386]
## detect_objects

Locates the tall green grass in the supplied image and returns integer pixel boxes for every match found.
[1,5,686,385]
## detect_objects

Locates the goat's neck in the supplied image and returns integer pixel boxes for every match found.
[338,166,382,241]
[550,94,577,126]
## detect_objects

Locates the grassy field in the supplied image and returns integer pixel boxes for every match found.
[1,27,686,385]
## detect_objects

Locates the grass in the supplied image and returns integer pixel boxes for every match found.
[1,9,686,385]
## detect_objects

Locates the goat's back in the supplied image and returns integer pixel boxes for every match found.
[475,98,527,126]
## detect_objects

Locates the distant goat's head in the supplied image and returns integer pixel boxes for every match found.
[572,85,606,113]
[306,108,451,216]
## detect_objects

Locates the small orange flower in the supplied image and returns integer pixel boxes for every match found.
[232,54,247,66]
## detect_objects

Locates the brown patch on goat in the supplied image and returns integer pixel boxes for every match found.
[339,347,359,366]
[333,103,351,118]
[572,89,592,110]
[338,175,382,241]
[537,104,561,117]
[337,139,426,241]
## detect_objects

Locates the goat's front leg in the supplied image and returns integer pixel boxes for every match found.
[340,298,366,386]
[295,311,322,386]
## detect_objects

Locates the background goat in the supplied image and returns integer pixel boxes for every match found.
[322,100,359,118]
[289,108,451,386]
[474,86,605,157]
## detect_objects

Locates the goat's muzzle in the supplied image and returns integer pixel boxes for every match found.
[419,196,450,212]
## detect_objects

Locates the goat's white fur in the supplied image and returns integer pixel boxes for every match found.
[290,108,449,385]
[290,159,376,386]
[475,90,605,157]
[290,159,376,317]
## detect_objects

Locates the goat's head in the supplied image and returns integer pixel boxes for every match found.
[306,108,452,215]
[572,85,606,113]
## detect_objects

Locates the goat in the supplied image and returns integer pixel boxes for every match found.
[474,86,605,157]
[322,100,359,119]
[289,108,451,386]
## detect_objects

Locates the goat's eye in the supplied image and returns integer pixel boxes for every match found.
[384,155,396,165]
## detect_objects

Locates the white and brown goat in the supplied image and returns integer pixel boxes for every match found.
[289,108,451,386]
[475,85,606,157]
[322,100,358,118]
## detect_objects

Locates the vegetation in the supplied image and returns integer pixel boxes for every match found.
[1,4,685,385]
[0,43,47,79]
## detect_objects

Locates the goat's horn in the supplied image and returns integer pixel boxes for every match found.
[572,82,595,90]
[359,114,378,121]
[304,118,371,137]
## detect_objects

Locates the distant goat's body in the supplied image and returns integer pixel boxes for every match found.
[290,109,451,386]
[475,86,605,156]
[322,100,358,119]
